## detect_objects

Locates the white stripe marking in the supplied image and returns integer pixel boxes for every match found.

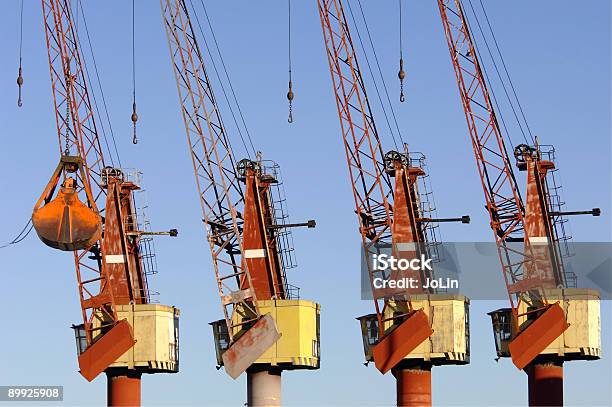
[244,249,266,259]
[396,242,418,251]
[529,236,549,244]
[106,254,126,264]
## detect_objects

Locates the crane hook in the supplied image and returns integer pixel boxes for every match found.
[131,102,138,144]
[398,57,406,103]
[17,66,23,107]
[287,80,294,123]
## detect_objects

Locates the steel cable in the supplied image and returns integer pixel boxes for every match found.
[477,0,535,144]
[193,0,257,159]
[346,0,402,151]
[16,0,24,107]
[464,0,531,146]
[0,219,34,249]
[77,0,122,167]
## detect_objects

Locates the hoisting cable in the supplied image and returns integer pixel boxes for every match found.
[16,0,24,107]
[349,0,406,149]
[131,0,139,144]
[195,0,257,158]
[73,0,79,33]
[477,0,534,144]
[347,0,399,150]
[287,0,294,123]
[460,2,515,150]
[398,0,405,102]
[356,0,406,146]
[464,0,531,146]
[0,219,34,249]
[65,65,72,156]
[76,0,121,167]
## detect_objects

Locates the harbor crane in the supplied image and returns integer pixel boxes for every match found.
[436,1,601,405]
[160,1,320,405]
[317,1,471,405]
[31,1,179,405]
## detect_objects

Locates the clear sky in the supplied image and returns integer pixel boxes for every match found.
[0,1,610,406]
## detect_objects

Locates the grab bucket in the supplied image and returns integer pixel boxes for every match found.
[32,156,102,251]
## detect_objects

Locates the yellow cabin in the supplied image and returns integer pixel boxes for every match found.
[211,299,320,370]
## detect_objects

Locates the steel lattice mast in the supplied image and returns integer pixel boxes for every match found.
[318,1,471,405]
[317,0,457,343]
[160,0,262,338]
[41,0,123,348]
[161,2,321,401]
[35,3,180,403]
[437,1,601,405]
[437,0,536,307]
[436,0,567,357]
[317,0,397,328]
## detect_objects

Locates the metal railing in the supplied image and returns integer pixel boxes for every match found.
[408,152,444,265]
[261,160,300,297]
[538,145,576,288]
[110,168,161,302]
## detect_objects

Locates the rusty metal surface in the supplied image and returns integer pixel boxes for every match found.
[106,371,142,407]
[372,310,433,374]
[527,362,563,406]
[520,157,561,290]
[101,180,149,305]
[78,320,136,382]
[386,161,432,298]
[509,304,569,370]
[241,168,286,301]
[394,367,432,407]
[222,314,281,379]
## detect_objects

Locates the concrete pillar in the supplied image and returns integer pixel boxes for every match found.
[393,365,432,407]
[247,367,282,406]
[106,370,142,407]
[527,362,563,406]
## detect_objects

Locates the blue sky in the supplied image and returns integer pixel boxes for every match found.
[0,1,610,406]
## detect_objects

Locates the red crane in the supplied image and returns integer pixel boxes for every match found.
[160,1,318,403]
[160,0,281,363]
[32,1,178,405]
[317,1,470,405]
[436,1,600,404]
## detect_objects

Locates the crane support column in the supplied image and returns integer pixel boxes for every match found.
[106,370,141,407]
[393,364,432,407]
[247,367,282,406]
[527,361,563,406]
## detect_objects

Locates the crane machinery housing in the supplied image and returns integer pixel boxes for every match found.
[159,1,320,405]
[317,1,471,405]
[31,1,179,405]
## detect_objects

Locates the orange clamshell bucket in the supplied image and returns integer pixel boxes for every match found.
[32,156,102,252]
